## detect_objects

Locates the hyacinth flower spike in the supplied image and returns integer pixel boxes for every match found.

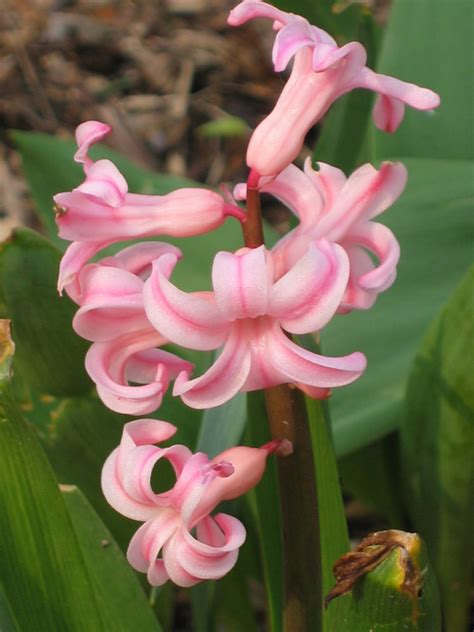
[228,1,440,177]
[143,245,366,409]
[55,121,244,292]
[235,159,407,312]
[102,419,288,586]
[68,242,193,415]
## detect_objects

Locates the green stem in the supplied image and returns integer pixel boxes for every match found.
[242,180,323,632]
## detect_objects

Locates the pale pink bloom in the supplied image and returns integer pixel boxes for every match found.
[55,122,244,292]
[228,1,440,177]
[235,159,407,312]
[102,418,282,586]
[69,242,192,415]
[143,245,366,409]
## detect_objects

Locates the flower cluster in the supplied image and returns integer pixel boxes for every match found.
[55,0,439,587]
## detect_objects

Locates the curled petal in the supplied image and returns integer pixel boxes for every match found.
[127,512,179,585]
[273,18,315,71]
[228,1,288,27]
[356,67,440,115]
[74,120,111,171]
[76,159,128,207]
[266,322,366,388]
[144,254,229,351]
[315,162,407,240]
[163,514,245,586]
[72,266,146,341]
[59,240,111,297]
[269,241,349,333]
[173,326,252,409]
[373,94,405,133]
[85,329,191,415]
[338,246,378,313]
[109,242,182,278]
[304,160,346,211]
[349,222,400,292]
[212,246,270,320]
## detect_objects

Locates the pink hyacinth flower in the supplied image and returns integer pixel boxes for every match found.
[102,418,282,586]
[143,245,366,409]
[228,1,440,177]
[70,242,192,415]
[235,159,407,312]
[55,121,244,292]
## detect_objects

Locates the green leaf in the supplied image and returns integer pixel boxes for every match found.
[322,157,473,456]
[0,228,90,397]
[0,321,105,631]
[401,266,474,632]
[61,485,162,632]
[197,116,249,139]
[338,433,405,528]
[12,131,195,249]
[326,531,441,631]
[245,391,283,632]
[195,392,246,456]
[0,583,20,632]
[373,0,473,162]
[305,398,351,632]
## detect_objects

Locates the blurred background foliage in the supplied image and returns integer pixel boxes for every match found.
[0,0,472,630]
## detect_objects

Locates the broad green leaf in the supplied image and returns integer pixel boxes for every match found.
[246,391,283,632]
[0,228,90,397]
[12,131,195,249]
[0,584,20,632]
[195,392,246,456]
[401,266,474,632]
[373,0,473,162]
[338,433,405,528]
[0,321,105,631]
[61,485,161,632]
[326,531,441,631]
[306,398,351,632]
[323,158,473,456]
[197,116,249,139]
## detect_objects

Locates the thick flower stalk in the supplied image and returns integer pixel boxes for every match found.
[235,159,407,312]
[228,0,440,178]
[54,121,244,293]
[143,244,366,409]
[102,418,287,586]
[66,242,193,415]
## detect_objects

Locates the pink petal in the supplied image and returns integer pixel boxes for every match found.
[59,240,111,297]
[228,1,289,27]
[76,159,128,207]
[348,221,400,292]
[85,329,189,415]
[305,160,346,210]
[270,241,349,333]
[127,512,180,585]
[111,242,182,278]
[372,95,405,133]
[338,245,378,313]
[72,266,146,341]
[173,325,252,409]
[212,246,270,320]
[314,162,407,241]
[312,41,366,76]
[356,67,441,112]
[143,253,228,351]
[163,514,245,585]
[74,120,111,171]
[273,19,315,71]
[265,322,366,388]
